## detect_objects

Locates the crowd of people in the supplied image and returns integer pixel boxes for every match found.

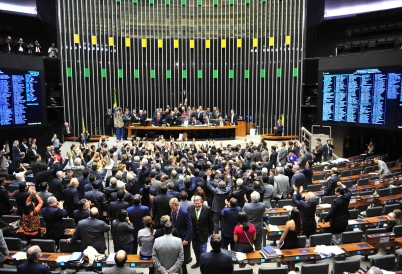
[0,122,397,274]
[1,36,58,57]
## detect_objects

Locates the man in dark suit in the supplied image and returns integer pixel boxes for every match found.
[229,109,238,126]
[50,171,64,201]
[167,182,180,198]
[12,140,21,160]
[8,152,25,174]
[188,196,214,269]
[12,182,30,216]
[127,194,150,254]
[25,143,37,164]
[104,108,113,136]
[274,119,283,136]
[200,234,233,274]
[322,139,334,161]
[216,117,225,126]
[73,199,90,224]
[37,182,54,208]
[108,190,130,221]
[323,182,352,234]
[170,197,192,274]
[324,167,341,196]
[17,245,52,274]
[139,110,147,126]
[41,197,68,246]
[84,181,108,219]
[242,191,266,250]
[0,178,13,217]
[63,178,80,217]
[297,149,308,169]
[191,117,201,126]
[269,146,278,168]
[78,169,90,198]
[67,207,110,253]
[313,143,324,163]
[153,184,173,227]
[62,122,73,139]
[207,178,231,234]
[291,165,306,191]
[166,111,178,126]
[221,198,241,250]
[152,113,163,126]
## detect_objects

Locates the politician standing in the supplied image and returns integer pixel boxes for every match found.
[127,194,150,254]
[229,109,238,126]
[63,178,80,218]
[242,191,266,250]
[374,157,391,179]
[200,234,233,274]
[323,182,352,234]
[41,197,68,248]
[291,185,316,237]
[169,198,192,274]
[322,139,334,161]
[67,207,110,253]
[274,119,283,136]
[187,196,214,269]
[152,221,184,274]
[324,167,340,196]
[104,108,113,136]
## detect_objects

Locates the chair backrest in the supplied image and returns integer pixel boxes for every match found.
[357,178,369,186]
[40,216,46,227]
[327,164,337,169]
[384,203,401,215]
[268,215,289,225]
[1,215,20,223]
[258,267,288,274]
[321,195,337,204]
[366,207,384,217]
[397,253,402,269]
[332,260,360,274]
[359,190,374,196]
[59,239,81,253]
[365,228,387,237]
[384,174,395,179]
[342,181,354,189]
[30,239,56,252]
[341,230,363,244]
[312,174,324,180]
[4,237,22,251]
[310,233,332,246]
[0,269,18,274]
[364,166,375,173]
[348,209,359,219]
[319,212,328,222]
[298,235,307,247]
[350,169,362,175]
[340,170,351,177]
[301,263,329,274]
[369,254,396,271]
[377,188,391,197]
[313,165,325,172]
[391,186,402,195]
[234,268,253,274]
[63,218,75,228]
[306,184,322,192]
[278,199,293,208]
[336,162,347,168]
[393,225,402,237]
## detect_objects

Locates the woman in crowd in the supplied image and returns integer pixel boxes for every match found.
[385,209,402,232]
[138,216,155,274]
[22,187,44,243]
[233,212,256,267]
[278,208,302,271]
[112,209,135,253]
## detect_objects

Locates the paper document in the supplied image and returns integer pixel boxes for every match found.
[56,255,71,263]
[235,252,246,261]
[12,252,27,260]
[268,224,279,232]
[106,253,116,264]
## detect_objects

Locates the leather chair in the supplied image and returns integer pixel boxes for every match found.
[278,199,293,208]
[321,195,336,204]
[384,204,400,215]
[366,207,383,217]
[310,233,332,247]
[377,188,391,197]
[306,184,322,192]
[30,239,56,252]
[367,254,396,271]
[300,263,329,274]
[331,260,360,274]
[234,268,253,274]
[332,230,363,245]
[258,267,288,274]
[59,239,81,253]
[1,215,20,223]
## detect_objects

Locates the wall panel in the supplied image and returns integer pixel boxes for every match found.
[58,0,305,136]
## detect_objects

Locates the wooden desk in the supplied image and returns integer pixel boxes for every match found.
[312,191,325,198]
[317,219,369,230]
[359,195,379,207]
[349,196,362,208]
[266,225,285,236]
[368,179,386,189]
[395,237,402,248]
[378,194,402,205]
[264,208,289,217]
[281,247,320,262]
[365,215,393,227]
[340,242,376,257]
[246,251,280,264]
[366,232,395,249]
[127,125,239,139]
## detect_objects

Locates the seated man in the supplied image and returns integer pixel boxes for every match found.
[152,113,163,127]
[191,117,201,126]
[200,234,233,274]
[17,245,52,274]
[216,117,225,126]
[103,250,136,274]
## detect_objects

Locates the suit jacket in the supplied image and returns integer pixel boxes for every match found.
[297,155,308,169]
[324,174,340,196]
[153,194,173,226]
[105,112,113,125]
[71,217,110,253]
[73,209,89,224]
[37,191,53,207]
[314,147,324,162]
[64,187,80,217]
[323,187,352,232]
[0,229,9,263]
[84,189,108,216]
[152,116,163,126]
[12,145,20,160]
[8,156,23,173]
[166,115,177,126]
[273,174,289,199]
[41,205,68,238]
[200,250,233,274]
[139,114,147,126]
[188,205,214,242]
[167,190,180,199]
[291,172,306,188]
[377,160,391,179]
[17,261,52,274]
[108,200,130,220]
[207,180,231,213]
[13,190,30,216]
[269,151,278,167]
[50,178,63,201]
[292,192,316,227]
[26,148,36,163]
[127,204,150,234]
[152,234,184,274]
[171,207,192,242]
[229,113,238,125]
[215,120,225,126]
[103,266,136,274]
[322,143,334,159]
[242,202,266,233]
[278,148,287,166]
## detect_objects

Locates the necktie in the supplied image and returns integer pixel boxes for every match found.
[196,209,199,220]
[172,212,177,224]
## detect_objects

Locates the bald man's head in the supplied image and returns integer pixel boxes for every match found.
[27,245,41,262]
[90,207,99,218]
[115,250,127,267]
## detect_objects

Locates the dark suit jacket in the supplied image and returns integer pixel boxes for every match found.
[26,148,36,163]
[108,200,130,220]
[229,113,238,125]
[0,186,12,216]
[323,187,352,233]
[324,174,340,196]
[105,112,113,125]
[171,206,192,242]
[322,143,334,159]
[37,191,53,207]
[221,206,242,238]
[152,116,163,126]
[8,156,23,173]
[127,204,150,234]
[64,187,80,217]
[17,261,52,274]
[153,194,173,226]
[12,145,20,160]
[41,205,68,238]
[73,209,89,224]
[167,190,180,199]
[200,250,233,274]
[188,205,214,242]
[50,178,63,201]
[139,114,147,126]
[13,190,30,216]
[84,189,108,216]
[71,217,110,253]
